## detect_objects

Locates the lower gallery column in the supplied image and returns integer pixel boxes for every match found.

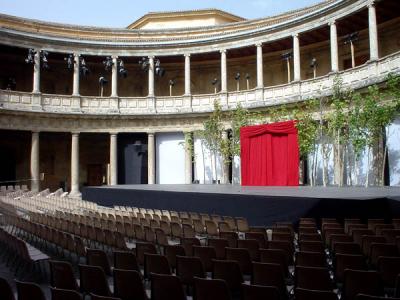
[184,131,193,184]
[110,133,118,185]
[30,131,40,193]
[147,132,155,184]
[70,132,81,198]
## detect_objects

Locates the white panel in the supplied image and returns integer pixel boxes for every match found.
[156,132,185,184]
[388,118,400,186]
[194,137,223,184]
[232,155,241,185]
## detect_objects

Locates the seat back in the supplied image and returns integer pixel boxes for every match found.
[193,277,231,300]
[49,260,79,291]
[343,269,383,300]
[79,264,111,297]
[295,266,333,291]
[0,277,15,300]
[295,287,338,300]
[50,288,82,300]
[114,251,140,271]
[242,283,280,300]
[113,269,147,300]
[176,255,205,285]
[144,253,171,278]
[16,280,46,300]
[252,262,287,300]
[86,248,112,276]
[151,273,186,300]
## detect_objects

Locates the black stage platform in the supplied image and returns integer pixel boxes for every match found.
[82,185,400,226]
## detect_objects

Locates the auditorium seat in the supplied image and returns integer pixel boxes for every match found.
[299,240,326,253]
[114,251,140,271]
[237,239,260,261]
[151,273,186,300]
[369,243,399,266]
[295,266,334,291]
[225,247,253,275]
[377,256,400,288]
[193,277,231,300]
[135,242,157,266]
[208,238,229,259]
[193,245,217,272]
[334,242,362,255]
[0,277,15,300]
[334,254,367,283]
[176,255,205,286]
[90,293,121,300]
[79,264,112,297]
[15,280,45,300]
[251,262,288,300]
[342,270,383,300]
[113,269,148,300]
[295,287,338,300]
[242,283,280,300]
[49,260,79,291]
[51,288,82,300]
[144,253,171,278]
[295,251,327,268]
[164,244,186,270]
[86,248,112,276]
[181,237,201,256]
[259,248,288,277]
[212,259,244,295]
[356,295,400,300]
[245,232,267,248]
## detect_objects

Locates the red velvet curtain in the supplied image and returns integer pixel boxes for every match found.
[240,120,299,186]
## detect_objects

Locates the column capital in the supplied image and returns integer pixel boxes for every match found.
[255,42,263,48]
[73,52,80,57]
[111,55,118,59]
[367,0,376,8]
[148,55,155,60]
[31,130,40,134]
[110,132,118,136]
[147,131,155,136]
[184,53,191,57]
[71,132,80,136]
[328,20,336,26]
[292,33,299,38]
[220,49,227,54]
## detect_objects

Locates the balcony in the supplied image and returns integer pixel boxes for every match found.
[1,51,399,116]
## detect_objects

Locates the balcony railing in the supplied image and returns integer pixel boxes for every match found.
[1,51,399,116]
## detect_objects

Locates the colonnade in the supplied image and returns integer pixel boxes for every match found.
[28,2,379,97]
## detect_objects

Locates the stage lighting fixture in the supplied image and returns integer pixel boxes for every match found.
[343,32,358,45]
[64,54,74,69]
[25,48,36,64]
[245,73,250,80]
[169,79,175,86]
[103,56,113,71]
[79,57,90,76]
[40,50,50,70]
[155,59,165,77]
[212,78,219,85]
[281,52,293,60]
[138,57,149,71]
[118,59,128,78]
[99,76,108,86]
[310,57,317,68]
[234,72,241,81]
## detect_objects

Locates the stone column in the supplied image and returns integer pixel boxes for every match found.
[256,43,264,88]
[221,131,230,184]
[330,21,339,72]
[148,56,155,97]
[184,54,191,95]
[147,132,155,184]
[368,1,379,61]
[32,50,40,93]
[70,132,81,198]
[110,133,118,185]
[220,50,227,93]
[72,53,80,96]
[30,131,40,193]
[111,56,118,97]
[184,132,193,184]
[293,34,301,81]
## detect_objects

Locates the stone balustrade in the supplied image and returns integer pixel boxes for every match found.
[1,50,399,116]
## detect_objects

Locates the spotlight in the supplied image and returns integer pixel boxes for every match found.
[155,59,165,77]
[281,52,293,60]
[310,57,317,68]
[25,48,36,64]
[169,79,175,86]
[41,50,50,70]
[118,59,128,78]
[138,57,149,71]
[64,54,74,70]
[234,72,240,81]
[343,32,358,45]
[79,57,90,76]
[211,78,219,85]
[245,73,250,80]
[99,75,108,86]
[103,56,113,71]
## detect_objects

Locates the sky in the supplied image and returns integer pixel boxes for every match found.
[0,0,323,28]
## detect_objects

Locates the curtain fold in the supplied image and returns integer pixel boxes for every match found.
[240,120,299,186]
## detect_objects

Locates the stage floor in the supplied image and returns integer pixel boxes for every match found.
[92,184,400,200]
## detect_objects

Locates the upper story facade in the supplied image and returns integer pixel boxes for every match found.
[0,0,399,132]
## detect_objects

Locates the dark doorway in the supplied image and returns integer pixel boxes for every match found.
[0,147,16,184]
[118,133,148,184]
[87,164,104,186]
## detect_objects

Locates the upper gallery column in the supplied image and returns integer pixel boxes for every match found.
[148,56,155,97]
[368,1,379,61]
[329,21,339,72]
[147,132,155,184]
[111,56,118,97]
[70,132,81,198]
[30,131,40,193]
[256,43,264,88]
[72,53,80,96]
[293,34,301,81]
[220,49,227,93]
[110,133,118,185]
[32,49,40,93]
[184,53,191,95]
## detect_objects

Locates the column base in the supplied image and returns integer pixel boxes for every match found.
[69,191,82,199]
